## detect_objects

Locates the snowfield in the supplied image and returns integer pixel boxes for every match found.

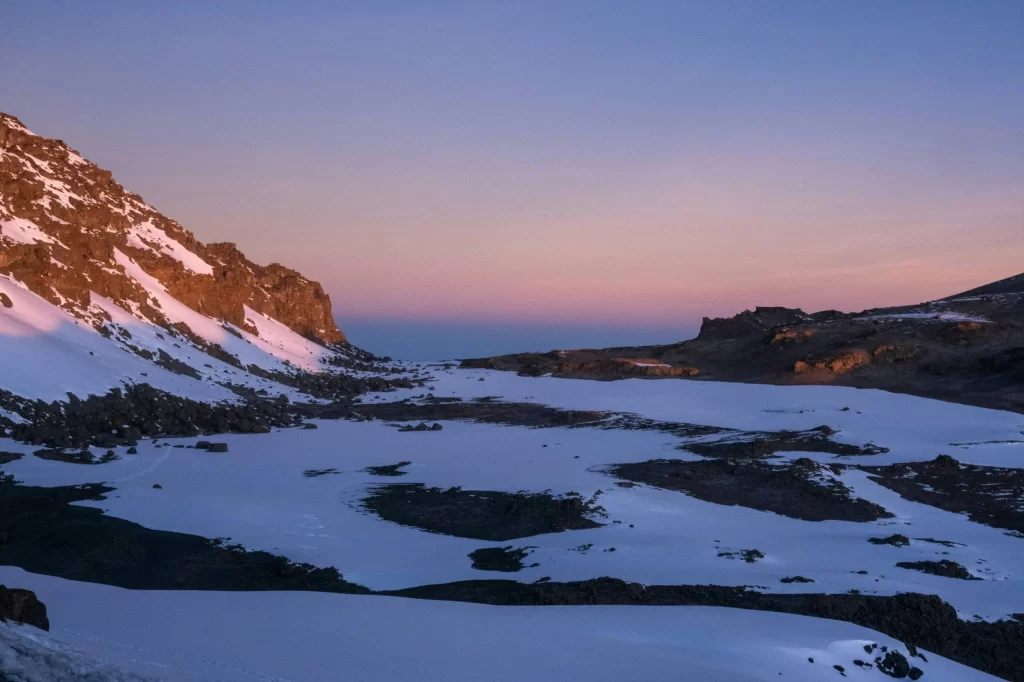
[0,568,1000,682]
[1,364,1023,680]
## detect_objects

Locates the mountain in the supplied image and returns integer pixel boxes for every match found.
[948,271,1024,299]
[463,275,1024,413]
[0,113,387,405]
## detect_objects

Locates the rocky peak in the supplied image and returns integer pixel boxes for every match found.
[0,112,343,344]
[698,306,809,341]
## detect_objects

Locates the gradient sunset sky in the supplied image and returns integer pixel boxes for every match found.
[4,2,1023,357]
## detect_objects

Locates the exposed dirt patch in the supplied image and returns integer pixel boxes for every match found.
[364,461,412,477]
[781,576,815,584]
[863,454,1024,533]
[896,560,981,581]
[0,452,22,464]
[468,546,537,572]
[387,577,1024,682]
[685,426,888,459]
[607,457,893,522]
[361,484,605,541]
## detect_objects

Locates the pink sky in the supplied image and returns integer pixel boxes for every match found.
[9,2,1022,331]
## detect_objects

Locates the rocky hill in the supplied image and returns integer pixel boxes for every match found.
[0,113,398,407]
[464,275,1024,413]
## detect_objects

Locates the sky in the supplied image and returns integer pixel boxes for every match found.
[3,1,1023,359]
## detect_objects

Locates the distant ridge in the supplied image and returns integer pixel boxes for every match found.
[947,271,1024,299]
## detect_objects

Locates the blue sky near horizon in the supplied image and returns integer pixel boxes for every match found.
[3,1,1023,359]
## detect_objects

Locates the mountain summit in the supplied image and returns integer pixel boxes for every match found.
[0,113,380,403]
[0,112,342,343]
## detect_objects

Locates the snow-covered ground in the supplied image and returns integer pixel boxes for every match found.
[0,263,375,403]
[0,567,1000,682]
[3,367,1023,624]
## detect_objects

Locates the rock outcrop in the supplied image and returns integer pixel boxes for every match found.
[0,112,343,344]
[463,275,1024,413]
[0,585,49,630]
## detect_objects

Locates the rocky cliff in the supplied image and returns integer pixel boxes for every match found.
[0,112,342,344]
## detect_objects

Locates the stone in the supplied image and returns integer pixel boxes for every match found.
[0,586,49,630]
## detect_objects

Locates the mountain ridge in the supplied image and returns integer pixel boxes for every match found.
[0,112,343,346]
[0,112,405,407]
[464,274,1024,413]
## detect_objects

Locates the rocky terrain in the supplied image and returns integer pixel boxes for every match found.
[0,113,341,344]
[463,278,1024,414]
[0,112,417,418]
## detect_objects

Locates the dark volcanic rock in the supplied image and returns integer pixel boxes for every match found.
[863,456,1024,533]
[896,560,981,581]
[608,457,893,522]
[364,461,412,477]
[0,585,49,630]
[386,578,1024,682]
[361,484,604,541]
[11,385,297,449]
[0,479,367,595]
[468,546,536,572]
[870,534,911,547]
[685,426,887,459]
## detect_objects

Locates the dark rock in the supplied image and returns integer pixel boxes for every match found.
[896,560,980,580]
[878,650,911,678]
[0,585,49,630]
[609,457,892,522]
[207,443,229,453]
[0,452,23,464]
[468,546,535,572]
[870,534,911,547]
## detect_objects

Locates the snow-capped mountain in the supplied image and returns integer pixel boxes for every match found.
[0,113,372,403]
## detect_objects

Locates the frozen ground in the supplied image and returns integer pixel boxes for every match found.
[0,567,1000,682]
[1,365,1023,679]
[2,367,1023,622]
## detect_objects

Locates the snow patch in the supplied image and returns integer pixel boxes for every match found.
[126,220,213,275]
[0,274,236,402]
[0,621,155,682]
[1,218,65,248]
[0,568,998,682]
